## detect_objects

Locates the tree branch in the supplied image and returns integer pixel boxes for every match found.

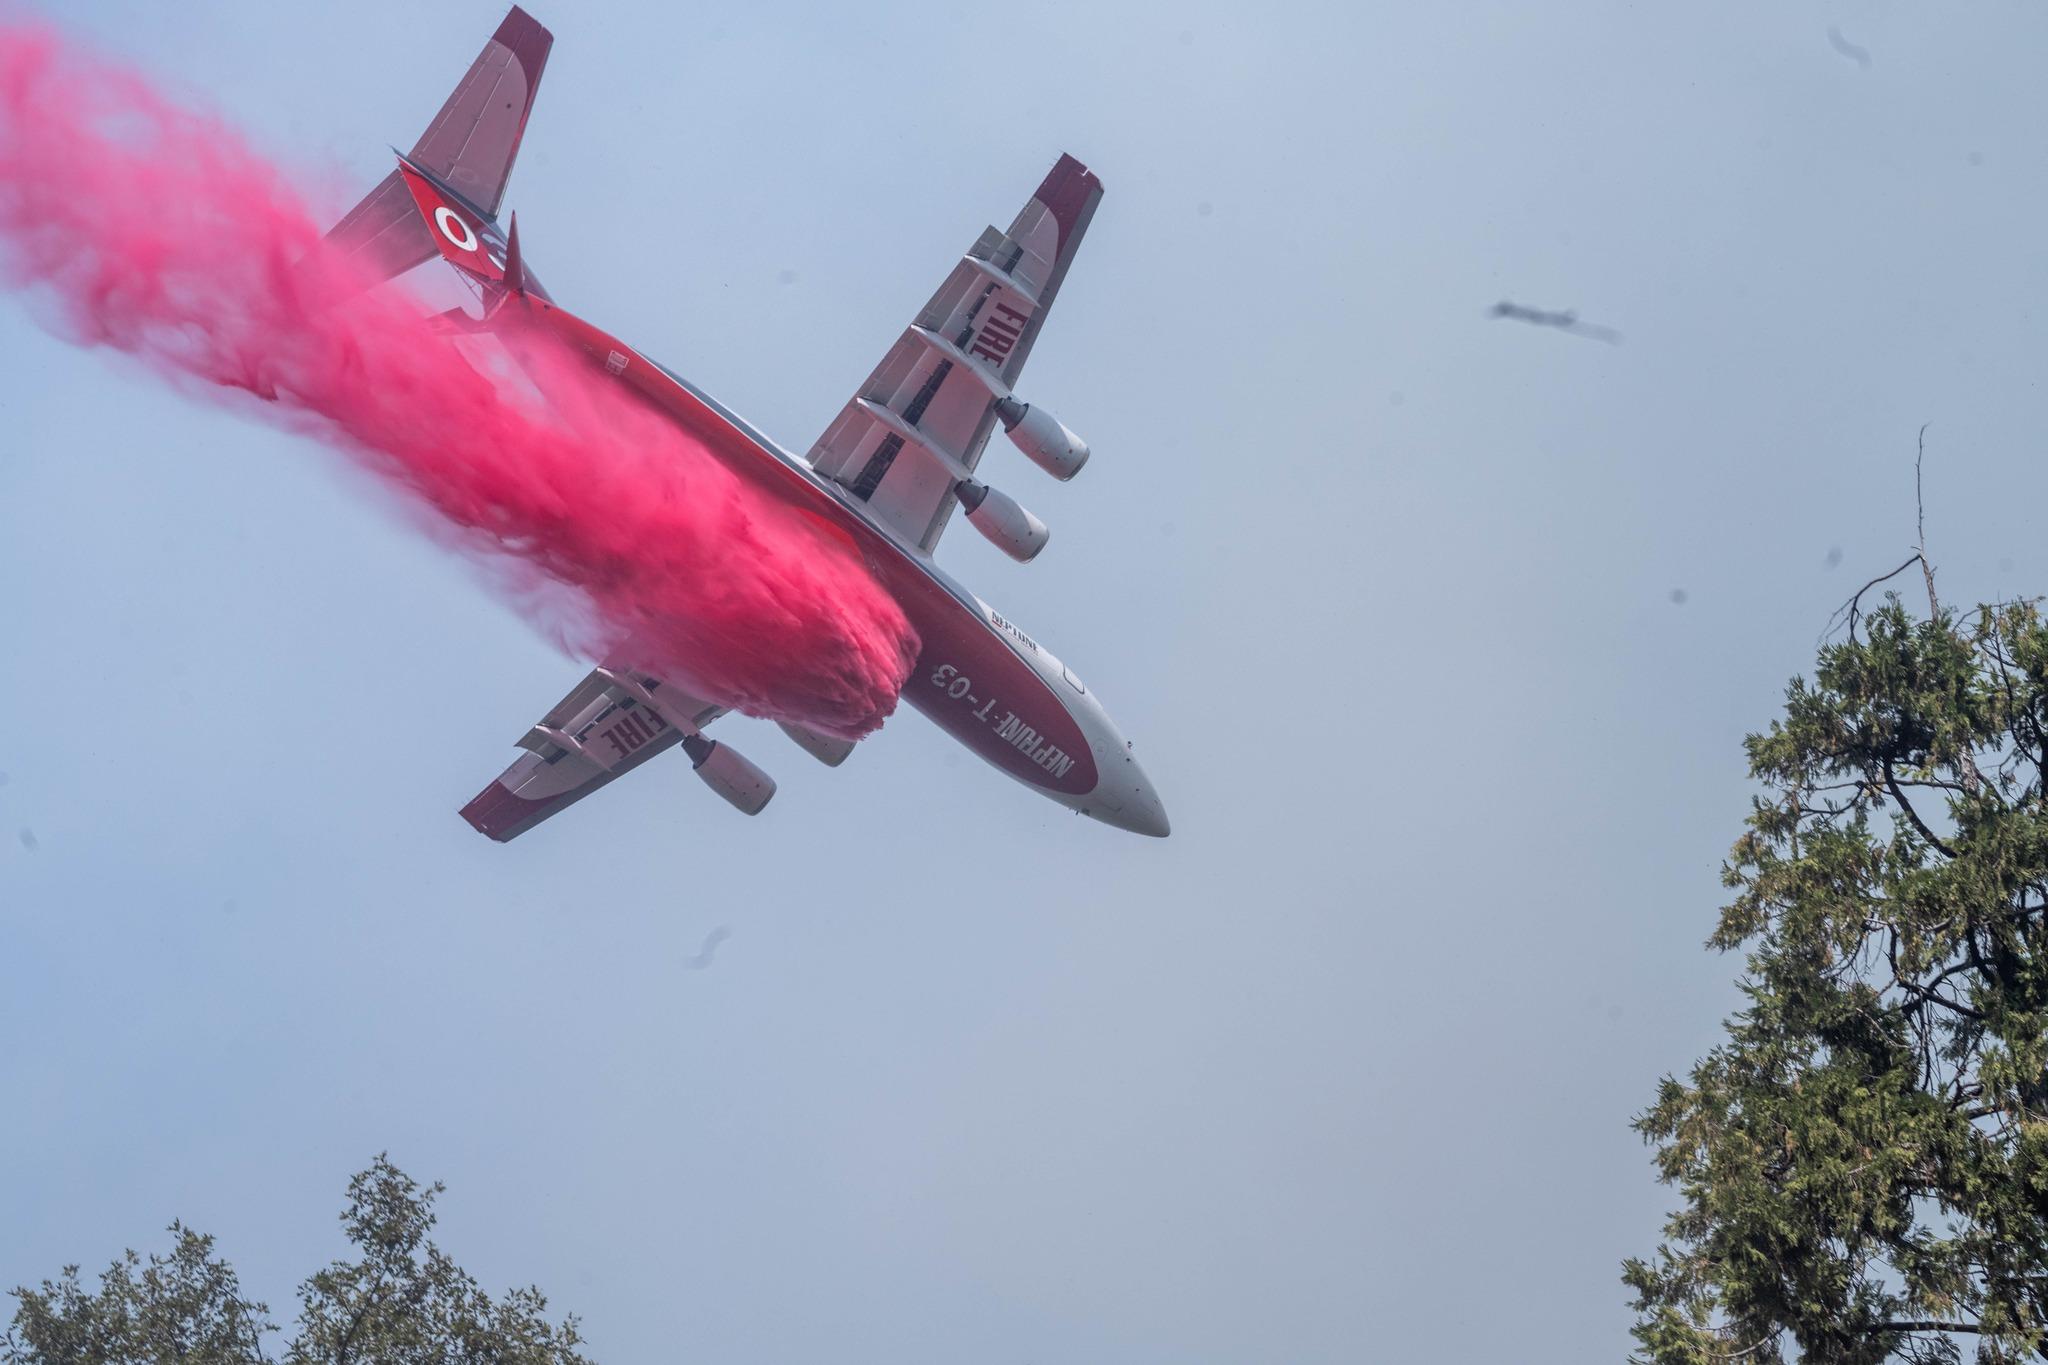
[1884,758,1957,858]
[1917,423,1939,620]
[1825,555,1924,644]
[1911,426,1986,796]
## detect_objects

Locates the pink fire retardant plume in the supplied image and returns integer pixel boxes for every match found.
[0,25,918,738]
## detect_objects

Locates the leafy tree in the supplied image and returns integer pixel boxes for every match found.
[1627,570,2048,1365]
[5,1158,591,1365]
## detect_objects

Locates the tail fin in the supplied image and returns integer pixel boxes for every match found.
[503,211,527,294]
[396,155,505,284]
[325,7,552,284]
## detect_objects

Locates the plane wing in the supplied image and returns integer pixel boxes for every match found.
[805,155,1103,552]
[460,665,723,842]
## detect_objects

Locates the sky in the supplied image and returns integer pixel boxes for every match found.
[4,2,2048,1361]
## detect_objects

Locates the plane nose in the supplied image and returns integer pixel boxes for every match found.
[1093,749,1171,838]
[1127,787,1171,838]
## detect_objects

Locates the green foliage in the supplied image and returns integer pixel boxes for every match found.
[1629,595,2048,1365]
[4,1158,590,1365]
[4,1228,268,1365]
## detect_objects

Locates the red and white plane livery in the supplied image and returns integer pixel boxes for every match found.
[326,7,1170,840]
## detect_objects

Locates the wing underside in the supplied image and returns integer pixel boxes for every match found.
[461,666,722,842]
[805,154,1103,552]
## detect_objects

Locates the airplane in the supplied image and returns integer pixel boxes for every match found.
[324,7,1170,840]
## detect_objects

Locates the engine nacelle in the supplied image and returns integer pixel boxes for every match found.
[957,480,1050,563]
[682,733,776,814]
[995,397,1089,480]
[777,720,855,768]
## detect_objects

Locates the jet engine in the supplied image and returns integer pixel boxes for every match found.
[957,480,1050,562]
[994,397,1089,480]
[682,733,776,814]
[777,720,856,767]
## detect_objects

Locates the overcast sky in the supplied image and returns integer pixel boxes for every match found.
[7,3,2048,1361]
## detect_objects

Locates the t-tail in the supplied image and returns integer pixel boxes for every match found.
[324,6,551,295]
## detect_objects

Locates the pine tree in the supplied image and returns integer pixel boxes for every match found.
[1628,576,2048,1364]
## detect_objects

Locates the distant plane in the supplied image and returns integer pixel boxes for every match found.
[1489,301,1620,345]
[326,8,1169,839]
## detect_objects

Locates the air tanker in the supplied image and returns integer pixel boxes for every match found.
[325,8,1170,839]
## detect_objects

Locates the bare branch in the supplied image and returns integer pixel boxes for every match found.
[1917,423,1935,616]
[1884,758,1957,859]
[1910,425,1985,797]
[1824,554,1924,644]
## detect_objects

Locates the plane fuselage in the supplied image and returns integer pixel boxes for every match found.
[511,293,1170,837]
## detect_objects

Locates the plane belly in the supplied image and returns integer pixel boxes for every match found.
[893,588,1168,835]
[897,595,1097,798]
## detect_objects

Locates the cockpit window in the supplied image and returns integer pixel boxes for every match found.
[1062,664,1086,694]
